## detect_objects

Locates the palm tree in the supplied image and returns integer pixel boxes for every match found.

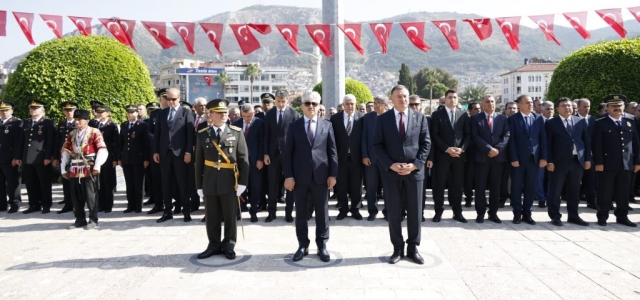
[214,71,232,99]
[423,69,440,109]
[243,63,261,103]
[460,85,489,104]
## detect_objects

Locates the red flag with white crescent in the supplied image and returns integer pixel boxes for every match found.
[69,16,92,36]
[462,18,492,41]
[0,11,8,37]
[40,14,63,39]
[171,22,196,55]
[369,22,392,54]
[99,18,131,47]
[629,6,640,24]
[248,23,272,35]
[229,24,261,55]
[595,8,626,38]
[529,14,560,45]
[204,75,212,86]
[118,19,137,50]
[562,12,590,39]
[275,24,300,54]
[431,20,459,50]
[306,24,332,57]
[338,23,364,55]
[200,23,224,56]
[141,21,177,49]
[13,12,35,45]
[495,17,521,51]
[399,22,431,52]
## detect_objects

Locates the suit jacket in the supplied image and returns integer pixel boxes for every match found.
[330,111,364,163]
[508,113,547,164]
[232,117,265,167]
[55,119,75,159]
[143,110,158,161]
[373,109,431,181]
[284,117,338,186]
[592,116,640,171]
[153,106,195,157]
[0,117,23,164]
[118,120,150,165]
[361,111,380,164]
[255,111,266,120]
[264,106,299,158]
[98,120,119,163]
[470,112,510,163]
[18,118,56,164]
[546,115,591,168]
[430,108,470,160]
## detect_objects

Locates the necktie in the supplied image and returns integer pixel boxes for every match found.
[168,108,176,127]
[32,120,36,127]
[195,116,201,128]
[278,110,283,127]
[525,116,531,132]
[68,121,73,128]
[129,123,134,130]
[616,120,622,130]
[450,110,455,126]
[565,118,573,136]
[0,119,4,126]
[216,128,221,142]
[307,120,315,145]
[244,122,250,138]
[98,122,104,129]
[487,114,492,132]
[346,115,352,136]
[399,112,405,140]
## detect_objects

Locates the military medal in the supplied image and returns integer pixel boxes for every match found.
[132,132,136,139]
[229,147,233,154]
[627,121,631,127]
[38,130,42,135]
[4,129,8,134]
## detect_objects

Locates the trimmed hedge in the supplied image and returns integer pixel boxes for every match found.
[312,78,373,105]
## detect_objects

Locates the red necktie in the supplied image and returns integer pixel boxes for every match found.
[195,116,201,129]
[487,114,493,131]
[399,112,405,140]
[244,122,250,138]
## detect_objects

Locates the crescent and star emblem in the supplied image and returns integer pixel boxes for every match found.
[536,20,550,32]
[44,20,57,30]
[149,27,160,37]
[313,29,325,42]
[500,21,513,32]
[603,12,618,23]
[237,25,248,41]
[121,21,129,33]
[107,21,121,35]
[438,22,451,35]
[344,28,356,39]
[374,23,386,39]
[178,26,189,39]
[18,17,29,28]
[281,28,292,39]
[406,26,418,37]
[206,30,217,41]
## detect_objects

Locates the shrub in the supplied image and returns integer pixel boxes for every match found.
[312,78,373,105]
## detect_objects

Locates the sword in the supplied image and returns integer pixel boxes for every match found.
[80,155,98,190]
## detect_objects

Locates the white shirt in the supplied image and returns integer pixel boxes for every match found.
[608,115,622,124]
[212,123,226,134]
[304,115,318,139]
[563,117,578,155]
[343,111,354,129]
[394,108,408,132]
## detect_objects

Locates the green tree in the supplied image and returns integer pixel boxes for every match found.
[214,71,233,99]
[397,63,415,94]
[422,69,440,101]
[243,63,261,103]
[413,67,458,97]
[1,35,155,123]
[547,38,640,113]
[312,78,373,105]
[460,85,489,104]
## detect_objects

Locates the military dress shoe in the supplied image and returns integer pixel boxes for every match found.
[57,207,73,214]
[157,214,173,223]
[197,248,222,259]
[389,249,404,264]
[336,212,347,220]
[292,247,309,262]
[103,209,111,214]
[8,205,19,213]
[551,219,563,226]
[147,206,163,214]
[538,202,547,208]
[123,209,134,213]
[224,249,236,260]
[407,251,424,265]
[318,249,330,262]
[522,216,536,225]
[488,214,502,224]
[351,210,363,220]
[250,214,258,223]
[41,207,50,214]
[465,199,473,207]
[453,214,467,223]
[23,206,40,214]
[184,215,192,222]
[134,209,142,213]
[432,212,442,223]
[512,215,522,224]
[498,201,506,208]
[586,204,597,210]
[476,215,484,223]
[367,214,377,221]
[143,199,154,205]
[567,218,589,226]
[285,214,294,223]
[69,220,87,229]
[265,214,276,222]
[597,220,607,226]
[616,219,637,227]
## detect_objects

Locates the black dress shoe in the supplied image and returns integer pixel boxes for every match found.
[597,220,607,226]
[8,205,19,213]
[512,215,522,224]
[285,214,294,223]
[498,201,506,208]
[123,209,133,213]
[197,248,222,259]
[42,207,50,214]
[476,215,484,223]
[616,219,637,227]
[135,209,142,213]
[336,212,347,220]
[432,212,442,223]
[586,204,597,210]
[292,248,309,262]
[57,208,73,214]
[250,215,258,223]
[103,209,112,214]
[367,214,376,221]
[57,200,65,205]
[147,206,163,214]
[389,249,404,264]
[453,214,468,223]
[265,214,276,222]
[201,217,206,222]
[567,218,589,226]
[407,251,424,265]
[224,249,236,260]
[143,200,154,205]
[184,215,192,222]
[551,219,563,226]
[69,220,88,229]
[156,214,173,223]
[522,215,536,225]
[318,248,330,262]
[488,214,502,224]
[351,210,363,220]
[538,202,547,208]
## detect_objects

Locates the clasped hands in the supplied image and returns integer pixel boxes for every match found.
[390,163,417,175]
[446,147,463,158]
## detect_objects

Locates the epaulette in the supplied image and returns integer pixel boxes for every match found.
[229,125,241,131]
[595,116,606,121]
[198,127,209,133]
[623,113,635,120]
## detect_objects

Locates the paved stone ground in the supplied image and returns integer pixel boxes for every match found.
[2,184,640,300]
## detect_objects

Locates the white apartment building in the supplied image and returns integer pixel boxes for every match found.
[483,81,502,104]
[500,62,557,103]
[0,63,16,93]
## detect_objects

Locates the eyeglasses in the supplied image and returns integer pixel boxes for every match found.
[408,103,421,107]
[303,102,319,107]
[166,97,179,101]
[318,109,325,111]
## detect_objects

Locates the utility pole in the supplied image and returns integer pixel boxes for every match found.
[321,0,345,109]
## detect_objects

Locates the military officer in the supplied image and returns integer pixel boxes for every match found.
[55,101,78,214]
[592,94,640,227]
[94,105,119,213]
[88,100,104,128]
[147,90,168,214]
[118,105,150,213]
[143,102,161,206]
[181,101,200,213]
[256,93,275,211]
[195,99,249,260]
[0,101,22,213]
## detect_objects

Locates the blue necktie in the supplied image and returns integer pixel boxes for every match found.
[168,108,176,128]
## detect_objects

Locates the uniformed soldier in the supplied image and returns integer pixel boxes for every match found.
[55,101,78,214]
[0,101,23,213]
[118,105,150,213]
[94,105,119,213]
[195,99,249,260]
[60,109,108,229]
[181,101,201,213]
[16,100,56,214]
[592,94,640,227]
[147,89,168,214]
[143,102,161,206]
[256,93,274,211]
[88,100,104,128]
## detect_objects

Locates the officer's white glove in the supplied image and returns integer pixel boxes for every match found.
[197,189,204,198]
[236,185,247,197]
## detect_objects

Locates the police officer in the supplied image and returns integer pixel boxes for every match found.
[181,101,200,213]
[256,93,275,211]
[195,99,249,260]
[118,105,150,213]
[55,101,78,214]
[143,102,161,206]
[88,100,104,128]
[16,100,56,214]
[593,94,640,227]
[147,90,168,214]
[0,101,22,213]
[94,105,119,213]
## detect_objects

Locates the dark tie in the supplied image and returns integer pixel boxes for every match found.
[450,110,455,126]
[168,108,176,128]
[129,123,134,130]
[399,112,405,140]
[244,122,250,138]
[0,119,4,126]
[278,110,283,127]
[616,120,622,130]
[346,115,352,136]
[487,114,492,132]
[216,128,221,142]
[525,116,531,132]
[98,123,104,129]
[68,122,73,128]
[565,118,573,136]
[307,120,315,145]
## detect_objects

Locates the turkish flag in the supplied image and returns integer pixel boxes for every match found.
[204,76,212,86]
[40,14,63,39]
[596,8,626,38]
[306,24,332,57]
[495,17,521,51]
[399,22,430,52]
[172,22,196,54]
[13,12,35,45]
[369,22,392,54]
[141,21,177,49]
[338,23,364,55]
[69,16,92,36]
[0,11,6,36]
[119,19,137,50]
[629,7,640,24]
[276,24,300,54]
[248,23,272,35]
[529,14,560,45]
[99,18,132,47]
[562,12,590,39]
[229,24,261,55]
[200,23,224,56]
[462,18,492,41]
[432,20,459,50]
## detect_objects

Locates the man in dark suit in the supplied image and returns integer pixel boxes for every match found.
[546,97,591,226]
[54,101,77,214]
[233,103,265,222]
[374,85,431,265]
[143,101,161,208]
[263,89,299,222]
[576,98,598,209]
[430,89,470,223]
[464,102,481,207]
[153,88,195,222]
[592,94,640,227]
[508,95,547,225]
[118,105,150,213]
[470,95,510,224]
[255,93,274,120]
[0,101,22,213]
[284,91,337,263]
[94,105,119,213]
[536,101,555,208]
[330,94,364,220]
[255,93,275,211]
[500,102,518,208]
[362,95,388,221]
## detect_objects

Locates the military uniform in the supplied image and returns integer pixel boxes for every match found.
[180,101,200,212]
[119,105,150,213]
[94,105,119,213]
[146,103,164,212]
[195,99,249,260]
[88,100,104,129]
[143,102,161,207]
[55,101,78,213]
[0,101,22,213]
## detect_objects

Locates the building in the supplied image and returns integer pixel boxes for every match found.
[500,60,558,103]
[483,81,502,104]
[0,63,16,94]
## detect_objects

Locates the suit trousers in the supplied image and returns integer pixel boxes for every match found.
[160,151,190,217]
[433,156,465,215]
[204,193,237,251]
[22,164,52,209]
[149,161,163,208]
[464,155,475,201]
[382,173,422,252]
[548,158,583,220]
[60,177,73,210]
[581,166,597,205]
[98,164,115,210]
[122,164,145,211]
[186,160,200,211]
[510,156,538,217]
[596,170,631,221]
[0,163,20,210]
[267,154,294,215]
[535,167,550,202]
[247,165,263,215]
[70,175,99,223]
[294,182,330,249]
[500,163,511,204]
[474,159,503,216]
[364,164,382,215]
[336,156,363,214]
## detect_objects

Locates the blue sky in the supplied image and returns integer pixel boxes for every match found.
[1,0,638,61]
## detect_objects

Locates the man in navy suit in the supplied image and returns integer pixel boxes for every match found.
[373,85,431,265]
[233,104,265,222]
[546,97,591,226]
[470,95,510,224]
[464,102,481,207]
[576,98,598,209]
[508,95,547,225]
[264,89,300,223]
[153,88,195,223]
[284,91,337,263]
[362,95,388,221]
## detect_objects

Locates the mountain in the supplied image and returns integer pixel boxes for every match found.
[5,5,639,76]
